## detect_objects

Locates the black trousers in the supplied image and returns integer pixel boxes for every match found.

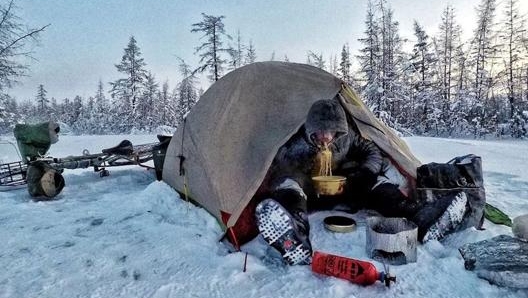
[273,181,455,241]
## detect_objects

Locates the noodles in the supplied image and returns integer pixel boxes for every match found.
[314,143,333,177]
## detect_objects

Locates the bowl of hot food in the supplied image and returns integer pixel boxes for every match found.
[312,175,346,195]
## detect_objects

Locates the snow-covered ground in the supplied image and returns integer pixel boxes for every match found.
[0,134,527,298]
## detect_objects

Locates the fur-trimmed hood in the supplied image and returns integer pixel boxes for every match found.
[304,98,349,146]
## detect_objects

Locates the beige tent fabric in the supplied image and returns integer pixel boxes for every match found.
[163,62,342,228]
[163,62,421,230]
[339,86,421,179]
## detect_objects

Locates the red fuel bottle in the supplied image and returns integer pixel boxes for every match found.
[311,251,396,287]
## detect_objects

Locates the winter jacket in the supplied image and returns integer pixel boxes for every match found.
[266,98,384,199]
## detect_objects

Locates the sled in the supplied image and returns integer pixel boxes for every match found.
[0,132,171,193]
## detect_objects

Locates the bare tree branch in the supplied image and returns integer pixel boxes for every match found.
[0,24,49,57]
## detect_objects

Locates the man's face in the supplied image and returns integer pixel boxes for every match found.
[312,130,336,147]
[305,99,348,148]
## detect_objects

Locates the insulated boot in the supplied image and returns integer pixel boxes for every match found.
[422,192,468,242]
[255,198,312,265]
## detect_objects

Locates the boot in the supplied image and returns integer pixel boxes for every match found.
[255,198,312,265]
[422,192,468,242]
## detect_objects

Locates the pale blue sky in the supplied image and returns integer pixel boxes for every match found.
[8,0,528,102]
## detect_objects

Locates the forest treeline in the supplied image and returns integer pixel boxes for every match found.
[0,0,527,138]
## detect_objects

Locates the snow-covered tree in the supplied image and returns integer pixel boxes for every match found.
[191,13,231,82]
[175,58,198,126]
[357,0,381,108]
[497,0,527,138]
[339,44,352,84]
[72,95,83,127]
[307,51,326,70]
[410,21,440,134]
[109,36,148,132]
[0,93,18,133]
[358,0,406,127]
[244,40,257,65]
[139,72,159,130]
[228,30,245,70]
[436,6,463,104]
[329,54,339,76]
[157,80,171,126]
[35,84,49,119]
[91,80,109,134]
[468,0,498,136]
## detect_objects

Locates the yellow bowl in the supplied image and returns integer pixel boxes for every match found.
[312,175,347,195]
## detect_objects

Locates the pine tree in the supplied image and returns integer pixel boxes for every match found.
[228,30,245,70]
[73,95,92,134]
[433,5,471,137]
[339,44,352,84]
[498,0,527,138]
[473,0,496,100]
[379,2,404,121]
[410,21,440,134]
[469,0,498,137]
[245,40,257,65]
[436,6,463,104]
[49,97,59,122]
[139,72,159,131]
[157,80,171,126]
[0,93,18,133]
[175,58,198,125]
[35,84,49,119]
[191,13,231,82]
[357,0,382,109]
[93,80,109,134]
[109,36,148,132]
[72,95,83,125]
[358,0,406,127]
[307,51,326,69]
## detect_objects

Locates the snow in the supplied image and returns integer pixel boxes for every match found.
[0,134,527,298]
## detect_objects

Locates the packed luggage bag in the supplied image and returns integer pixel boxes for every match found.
[416,154,486,231]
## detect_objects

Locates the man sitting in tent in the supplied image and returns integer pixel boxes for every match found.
[254,97,468,265]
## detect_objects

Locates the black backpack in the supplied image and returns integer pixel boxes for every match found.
[416,154,486,231]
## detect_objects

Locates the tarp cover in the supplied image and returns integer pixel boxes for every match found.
[163,62,421,233]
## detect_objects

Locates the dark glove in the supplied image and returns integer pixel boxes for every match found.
[346,168,378,194]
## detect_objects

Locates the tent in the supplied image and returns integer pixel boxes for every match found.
[163,62,421,248]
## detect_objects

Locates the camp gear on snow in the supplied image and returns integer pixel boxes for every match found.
[361,183,420,219]
[366,216,418,265]
[101,140,133,155]
[0,160,26,190]
[152,135,172,181]
[1,130,171,195]
[513,214,528,241]
[163,62,421,248]
[14,121,60,162]
[422,192,468,242]
[323,215,356,233]
[26,161,65,198]
[312,176,346,196]
[255,199,312,265]
[484,203,512,227]
[459,235,528,288]
[311,251,396,287]
[415,154,485,234]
